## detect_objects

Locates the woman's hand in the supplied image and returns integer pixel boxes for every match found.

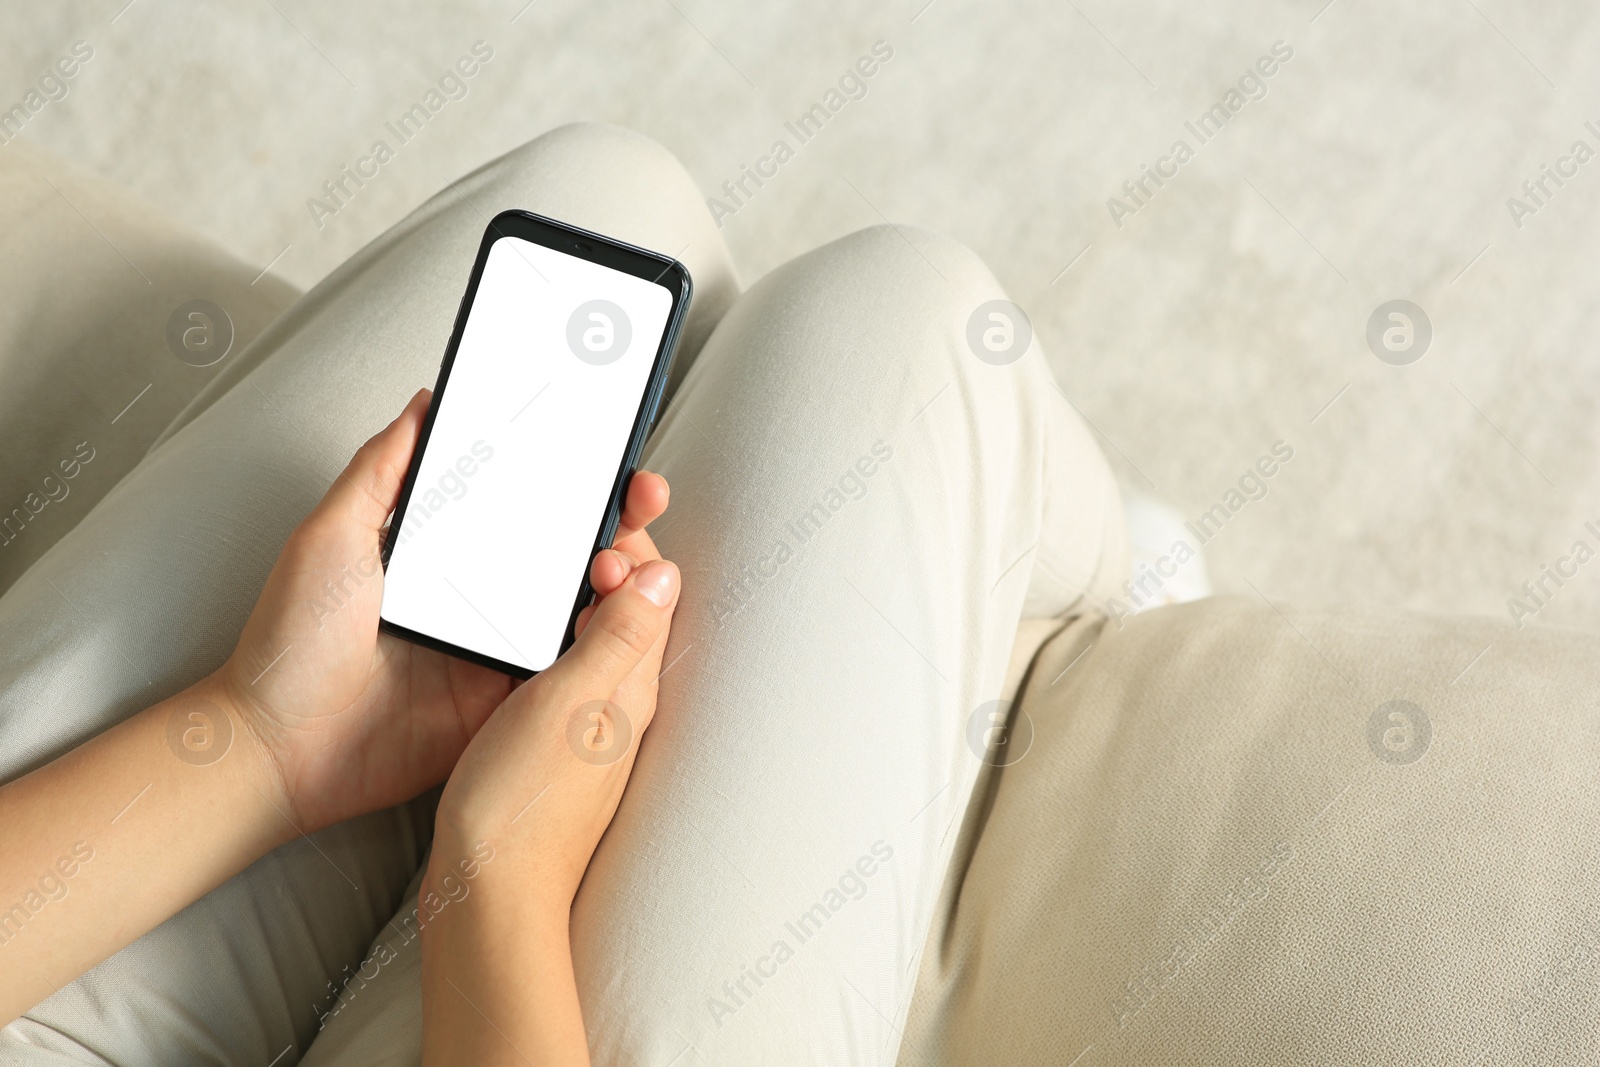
[211,389,505,832]
[427,547,679,907]
[414,422,680,1067]
[212,388,677,842]
[215,387,682,1067]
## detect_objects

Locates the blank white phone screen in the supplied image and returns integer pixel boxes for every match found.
[380,234,673,673]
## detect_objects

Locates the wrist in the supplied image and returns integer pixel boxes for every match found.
[172,672,300,850]
[420,835,572,976]
[432,809,588,921]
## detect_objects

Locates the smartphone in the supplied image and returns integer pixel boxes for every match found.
[377,210,692,678]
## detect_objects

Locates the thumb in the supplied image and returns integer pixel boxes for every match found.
[546,559,680,697]
[311,388,431,534]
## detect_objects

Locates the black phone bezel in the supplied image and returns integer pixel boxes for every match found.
[377,209,692,679]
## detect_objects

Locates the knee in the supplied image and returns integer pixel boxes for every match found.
[756,223,1025,374]
[812,224,1015,342]
[446,123,694,226]
[827,224,1003,303]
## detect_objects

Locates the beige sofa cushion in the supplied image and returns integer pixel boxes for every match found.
[903,597,1600,1065]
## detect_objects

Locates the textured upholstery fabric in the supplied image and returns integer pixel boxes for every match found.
[901,598,1600,1066]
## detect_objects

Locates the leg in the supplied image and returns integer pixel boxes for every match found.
[297,223,1125,1065]
[0,123,737,1065]
[0,139,298,597]
[578,224,1122,1064]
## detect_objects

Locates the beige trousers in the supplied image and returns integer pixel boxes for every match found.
[0,125,1124,1065]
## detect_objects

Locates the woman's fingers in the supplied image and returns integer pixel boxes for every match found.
[612,471,669,555]
[574,544,651,631]
[589,548,638,595]
[586,470,669,601]
[573,603,597,638]
[311,388,432,535]
[545,560,680,701]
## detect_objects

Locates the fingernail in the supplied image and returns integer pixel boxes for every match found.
[635,560,678,607]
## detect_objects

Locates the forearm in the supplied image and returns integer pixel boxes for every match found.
[0,675,292,1024]
[421,834,590,1067]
